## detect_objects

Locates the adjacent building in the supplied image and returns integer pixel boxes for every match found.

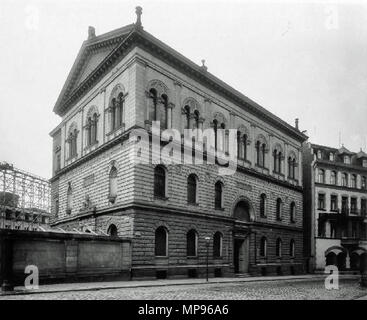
[0,163,51,231]
[303,143,367,272]
[50,8,307,279]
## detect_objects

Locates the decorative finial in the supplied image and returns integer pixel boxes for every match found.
[135,6,143,29]
[295,118,299,130]
[88,26,96,39]
[201,59,208,71]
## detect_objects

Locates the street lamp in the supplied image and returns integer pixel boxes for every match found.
[205,236,210,282]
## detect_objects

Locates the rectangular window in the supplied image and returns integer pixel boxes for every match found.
[318,194,325,210]
[361,199,367,215]
[342,197,349,214]
[351,198,357,213]
[330,195,338,211]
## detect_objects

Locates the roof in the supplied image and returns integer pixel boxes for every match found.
[357,149,367,159]
[53,13,307,142]
[338,145,354,155]
[311,143,338,153]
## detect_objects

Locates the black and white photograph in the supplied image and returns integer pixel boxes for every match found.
[0,0,367,308]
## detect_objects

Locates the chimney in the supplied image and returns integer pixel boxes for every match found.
[295,118,299,130]
[88,26,96,39]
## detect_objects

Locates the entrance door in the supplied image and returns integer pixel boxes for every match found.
[234,238,249,273]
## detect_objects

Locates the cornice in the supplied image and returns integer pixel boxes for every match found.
[51,201,303,233]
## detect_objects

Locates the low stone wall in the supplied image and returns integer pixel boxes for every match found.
[0,229,132,290]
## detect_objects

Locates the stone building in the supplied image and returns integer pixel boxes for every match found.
[50,8,307,279]
[303,143,367,272]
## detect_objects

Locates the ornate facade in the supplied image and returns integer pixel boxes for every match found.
[50,8,307,278]
[303,143,367,272]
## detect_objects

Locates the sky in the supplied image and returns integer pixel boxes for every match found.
[0,0,367,179]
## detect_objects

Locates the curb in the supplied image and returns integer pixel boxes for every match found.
[0,274,359,297]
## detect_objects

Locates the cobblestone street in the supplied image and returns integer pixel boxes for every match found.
[1,278,366,300]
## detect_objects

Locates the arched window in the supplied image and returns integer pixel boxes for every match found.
[318,169,325,184]
[149,88,158,122]
[351,174,357,188]
[290,239,295,257]
[234,201,251,222]
[330,171,337,185]
[183,105,190,129]
[237,131,242,159]
[260,193,267,217]
[86,117,92,146]
[261,143,266,167]
[273,149,282,173]
[111,98,117,131]
[288,156,297,179]
[256,141,266,167]
[159,94,168,129]
[194,110,200,130]
[66,184,73,213]
[237,131,248,160]
[276,198,282,220]
[260,237,267,257]
[243,135,248,160]
[341,173,348,187]
[109,167,118,203]
[215,181,223,209]
[67,126,78,159]
[213,232,223,258]
[213,119,226,153]
[154,166,166,198]
[273,149,278,172]
[256,141,261,166]
[116,93,124,129]
[362,176,367,190]
[107,224,118,237]
[278,152,282,173]
[86,112,98,147]
[276,238,282,257]
[155,226,168,256]
[109,89,124,132]
[290,202,296,223]
[187,174,197,204]
[187,229,198,257]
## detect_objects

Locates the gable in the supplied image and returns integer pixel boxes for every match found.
[53,24,135,116]
[72,45,116,90]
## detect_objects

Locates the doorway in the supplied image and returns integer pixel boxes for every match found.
[234,238,249,274]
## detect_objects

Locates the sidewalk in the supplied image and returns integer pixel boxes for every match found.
[0,274,359,296]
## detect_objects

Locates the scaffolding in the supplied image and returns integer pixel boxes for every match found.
[0,162,51,229]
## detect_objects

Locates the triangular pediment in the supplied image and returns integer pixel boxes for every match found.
[72,45,115,91]
[54,24,134,115]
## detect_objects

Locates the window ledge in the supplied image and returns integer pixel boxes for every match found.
[215,207,225,211]
[154,196,169,201]
[66,155,78,162]
[84,141,99,151]
[107,124,125,137]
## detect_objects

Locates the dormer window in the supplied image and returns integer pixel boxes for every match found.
[363,160,367,168]
[317,150,322,159]
[329,153,334,161]
[344,156,350,164]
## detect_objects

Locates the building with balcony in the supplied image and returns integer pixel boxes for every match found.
[303,143,367,272]
[50,8,307,279]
